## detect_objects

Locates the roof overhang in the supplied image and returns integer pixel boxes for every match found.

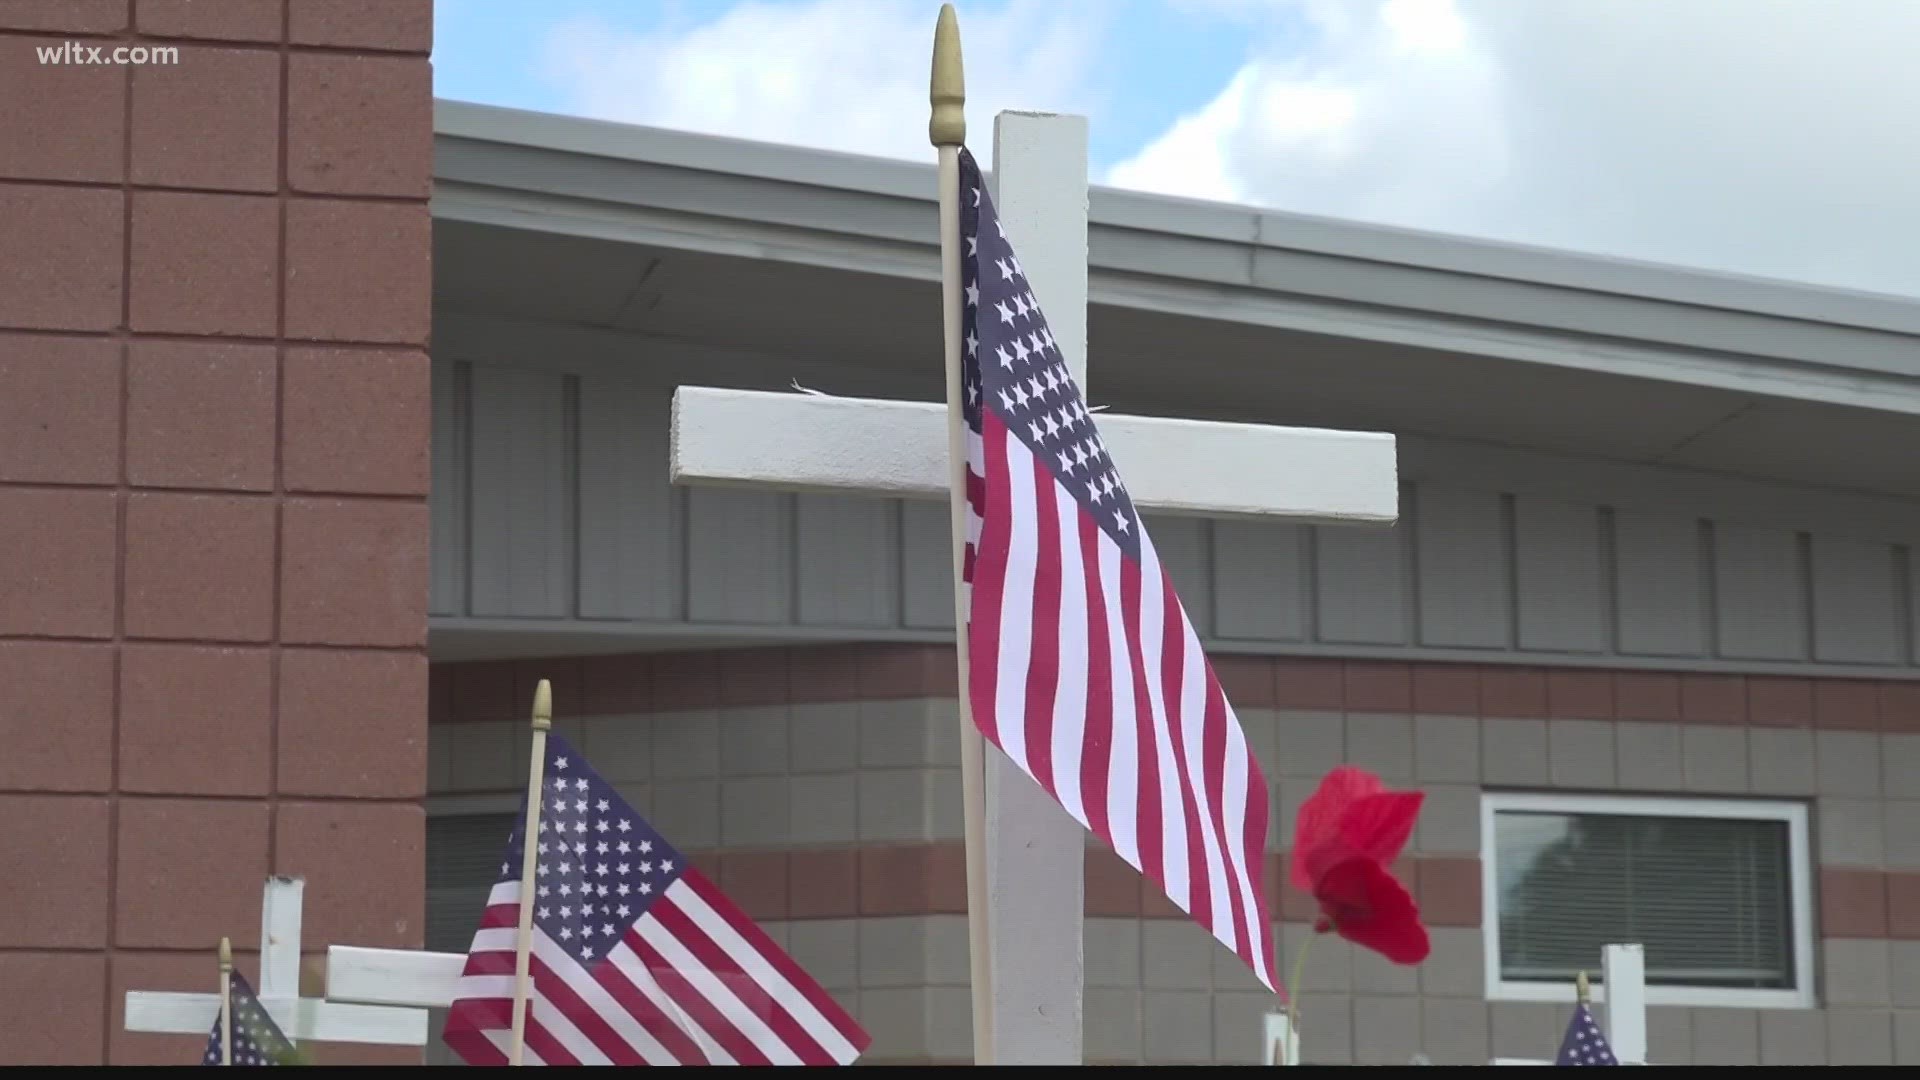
[431,99,1920,499]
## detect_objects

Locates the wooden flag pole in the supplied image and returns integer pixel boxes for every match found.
[507,679,554,1066]
[218,936,234,1066]
[930,3,994,1065]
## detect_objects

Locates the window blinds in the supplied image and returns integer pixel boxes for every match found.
[1494,810,1794,989]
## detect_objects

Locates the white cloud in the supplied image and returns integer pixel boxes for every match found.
[1111,0,1920,297]
[540,0,1106,165]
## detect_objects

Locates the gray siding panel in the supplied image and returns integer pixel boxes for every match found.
[685,488,794,624]
[1514,497,1605,653]
[577,382,682,620]
[1316,524,1409,646]
[1146,515,1212,636]
[468,365,571,617]
[900,500,956,629]
[1414,484,1508,648]
[1212,520,1306,641]
[1810,537,1902,664]
[1612,510,1706,657]
[796,495,899,627]
[429,359,467,617]
[1714,525,1805,661]
[432,370,1920,673]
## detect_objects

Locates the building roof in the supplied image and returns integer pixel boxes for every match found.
[431,99,1920,499]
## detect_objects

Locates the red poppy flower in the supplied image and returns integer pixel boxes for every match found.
[1291,766,1430,964]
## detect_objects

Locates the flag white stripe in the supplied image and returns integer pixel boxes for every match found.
[1215,684,1270,972]
[668,881,861,1063]
[1213,614,1274,968]
[1097,529,1140,868]
[631,907,803,1065]
[1176,607,1236,949]
[1047,469,1089,820]
[992,441,1038,771]
[1134,537,1191,909]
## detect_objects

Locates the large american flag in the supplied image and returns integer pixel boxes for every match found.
[957,148,1279,991]
[200,970,293,1066]
[440,734,871,1065]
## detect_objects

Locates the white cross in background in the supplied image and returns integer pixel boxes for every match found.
[670,110,1399,1064]
[122,877,431,1050]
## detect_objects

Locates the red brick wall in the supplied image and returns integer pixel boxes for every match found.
[0,1,433,1065]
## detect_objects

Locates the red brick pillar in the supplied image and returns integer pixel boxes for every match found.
[0,1,434,1064]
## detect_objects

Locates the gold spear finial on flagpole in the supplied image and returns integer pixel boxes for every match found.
[929,3,965,146]
[1576,970,1591,1005]
[531,677,552,732]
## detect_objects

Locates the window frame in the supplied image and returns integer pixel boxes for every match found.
[1479,791,1816,1010]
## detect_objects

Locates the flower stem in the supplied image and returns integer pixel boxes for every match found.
[1283,932,1314,1064]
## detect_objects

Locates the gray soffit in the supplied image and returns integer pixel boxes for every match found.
[434,99,1920,418]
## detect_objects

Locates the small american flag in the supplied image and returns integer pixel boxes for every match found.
[439,733,870,1066]
[956,148,1279,991]
[200,970,293,1066]
[1554,1003,1619,1066]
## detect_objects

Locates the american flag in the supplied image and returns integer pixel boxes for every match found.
[200,970,293,1066]
[1554,1003,1619,1066]
[956,148,1279,991]
[439,733,871,1066]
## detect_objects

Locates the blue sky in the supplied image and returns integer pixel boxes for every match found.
[432,0,1264,177]
[429,0,1920,299]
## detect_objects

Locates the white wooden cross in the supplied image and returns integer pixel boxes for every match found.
[122,877,431,1048]
[670,110,1399,1064]
[1489,944,1650,1066]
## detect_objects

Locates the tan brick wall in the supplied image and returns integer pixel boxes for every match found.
[0,1,433,1065]
[433,646,1920,1063]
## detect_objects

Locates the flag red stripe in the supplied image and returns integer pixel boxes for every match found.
[968,415,1016,751]
[1158,573,1213,927]
[1116,554,1165,890]
[1021,450,1065,793]
[1076,508,1115,840]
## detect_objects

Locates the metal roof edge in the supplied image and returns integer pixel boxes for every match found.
[432,99,1920,342]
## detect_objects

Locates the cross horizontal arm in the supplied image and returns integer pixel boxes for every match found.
[326,945,468,1009]
[670,387,1399,525]
[123,991,429,1046]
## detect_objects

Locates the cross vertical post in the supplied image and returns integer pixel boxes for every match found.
[1602,943,1647,1065]
[979,108,1089,1064]
[258,876,305,1006]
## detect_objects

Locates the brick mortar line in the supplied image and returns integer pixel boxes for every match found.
[0,25,427,57]
[0,174,427,202]
[0,479,430,501]
[0,633,426,650]
[0,323,431,349]
[97,15,134,1059]
[0,791,425,804]
[266,0,291,905]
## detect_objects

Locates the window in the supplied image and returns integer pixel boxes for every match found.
[424,804,519,1067]
[1481,793,1813,1009]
